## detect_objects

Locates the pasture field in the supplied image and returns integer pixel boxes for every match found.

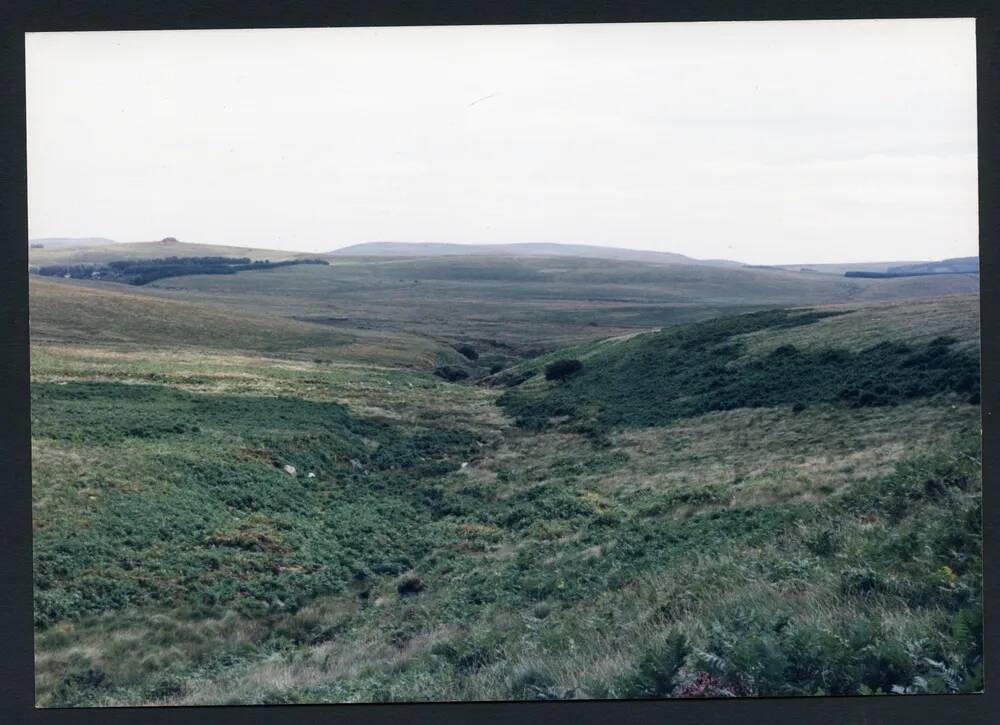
[29,256,982,705]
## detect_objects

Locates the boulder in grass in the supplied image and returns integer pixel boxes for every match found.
[283,464,297,476]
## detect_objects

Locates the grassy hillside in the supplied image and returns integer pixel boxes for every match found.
[497,297,980,431]
[769,261,927,274]
[330,241,742,267]
[29,242,978,366]
[28,239,309,265]
[31,294,981,705]
[29,237,116,250]
[30,277,462,369]
[119,252,979,357]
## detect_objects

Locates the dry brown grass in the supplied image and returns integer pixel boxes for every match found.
[29,276,459,369]
[467,398,979,512]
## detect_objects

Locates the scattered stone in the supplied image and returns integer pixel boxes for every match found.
[349,459,363,470]
[283,464,297,476]
[307,472,316,479]
[460,462,469,470]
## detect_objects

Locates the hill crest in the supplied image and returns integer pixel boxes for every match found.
[329,241,743,267]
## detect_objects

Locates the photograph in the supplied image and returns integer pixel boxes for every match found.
[24,18,983,707]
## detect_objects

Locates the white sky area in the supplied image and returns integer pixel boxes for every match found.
[26,19,977,265]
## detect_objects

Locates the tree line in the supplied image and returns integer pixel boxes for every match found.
[35,256,329,285]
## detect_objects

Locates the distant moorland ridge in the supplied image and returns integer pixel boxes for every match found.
[329,241,743,267]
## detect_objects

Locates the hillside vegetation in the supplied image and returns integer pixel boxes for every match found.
[31,287,982,705]
[498,303,980,431]
[29,277,463,369]
[36,256,330,286]
[98,249,979,359]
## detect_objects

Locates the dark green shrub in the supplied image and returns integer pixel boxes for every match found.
[545,359,583,381]
[804,527,840,557]
[781,625,855,695]
[840,567,886,597]
[434,366,469,382]
[396,575,424,597]
[725,632,790,696]
[454,344,479,360]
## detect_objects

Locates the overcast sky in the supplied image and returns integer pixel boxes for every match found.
[25,19,977,264]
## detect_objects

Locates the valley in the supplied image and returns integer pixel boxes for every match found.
[29,243,983,705]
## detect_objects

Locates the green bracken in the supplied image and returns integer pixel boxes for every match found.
[29,277,983,706]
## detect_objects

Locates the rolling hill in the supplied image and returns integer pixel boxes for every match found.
[330,241,743,267]
[496,295,981,430]
[28,239,310,265]
[769,256,980,276]
[130,251,978,354]
[27,240,980,371]
[28,276,462,369]
[29,237,116,250]
[887,257,980,275]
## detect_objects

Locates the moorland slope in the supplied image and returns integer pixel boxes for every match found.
[31,288,982,705]
[110,247,980,355]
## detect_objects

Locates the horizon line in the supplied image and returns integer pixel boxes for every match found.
[27,236,980,267]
